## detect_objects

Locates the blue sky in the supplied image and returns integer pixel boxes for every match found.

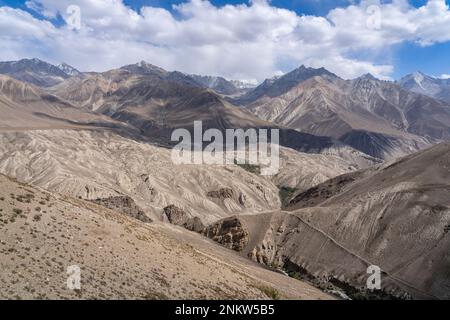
[3,0,439,16]
[1,0,450,80]
[2,0,430,15]
[1,0,351,14]
[120,0,358,15]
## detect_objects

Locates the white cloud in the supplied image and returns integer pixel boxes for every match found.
[1,0,450,80]
[440,74,450,79]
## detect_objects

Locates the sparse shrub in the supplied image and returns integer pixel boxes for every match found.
[288,271,303,280]
[16,194,33,203]
[13,208,23,215]
[254,285,280,300]
[234,159,261,175]
[33,214,42,222]
[143,291,169,300]
[279,186,297,207]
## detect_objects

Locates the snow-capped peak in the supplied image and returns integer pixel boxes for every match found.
[57,63,81,76]
[412,71,425,83]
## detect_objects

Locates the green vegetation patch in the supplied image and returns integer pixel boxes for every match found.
[234,159,261,175]
[252,284,281,300]
[279,186,297,207]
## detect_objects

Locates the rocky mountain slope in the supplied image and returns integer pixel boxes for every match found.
[398,72,450,103]
[48,62,264,131]
[0,58,74,87]
[187,75,256,96]
[0,129,373,225]
[57,63,82,77]
[206,143,450,299]
[0,75,115,130]
[189,74,241,95]
[0,174,330,300]
[234,66,336,105]
[0,68,376,201]
[48,62,376,156]
[0,129,280,224]
[237,67,450,160]
[1,58,449,300]
[1,59,416,161]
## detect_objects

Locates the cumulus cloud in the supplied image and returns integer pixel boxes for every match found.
[0,0,449,80]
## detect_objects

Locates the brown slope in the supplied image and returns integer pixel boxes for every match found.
[49,64,373,156]
[1,70,374,178]
[398,72,450,104]
[0,58,70,87]
[234,65,337,104]
[48,68,146,111]
[241,70,450,160]
[0,75,118,130]
[206,143,450,299]
[0,128,376,227]
[0,174,331,300]
[0,129,282,224]
[50,64,270,131]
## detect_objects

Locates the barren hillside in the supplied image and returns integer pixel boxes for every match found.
[0,174,330,300]
[205,143,450,299]
[0,75,119,130]
[0,129,372,224]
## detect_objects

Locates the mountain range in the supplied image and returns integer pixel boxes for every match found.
[2,58,448,160]
[0,58,449,300]
[233,66,450,160]
[0,58,76,87]
[29,60,373,156]
[398,72,450,103]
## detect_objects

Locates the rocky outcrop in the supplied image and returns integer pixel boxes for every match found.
[91,196,152,223]
[163,205,205,233]
[206,188,252,210]
[247,228,279,266]
[164,205,187,225]
[287,173,360,210]
[204,217,249,252]
[207,188,235,200]
[183,217,206,234]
